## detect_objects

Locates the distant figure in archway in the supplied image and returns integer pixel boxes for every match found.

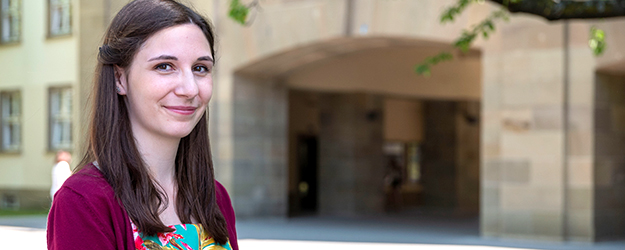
[385,158,403,211]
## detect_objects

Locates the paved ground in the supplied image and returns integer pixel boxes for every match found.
[2,213,625,250]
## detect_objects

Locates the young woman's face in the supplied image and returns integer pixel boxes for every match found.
[116,24,213,141]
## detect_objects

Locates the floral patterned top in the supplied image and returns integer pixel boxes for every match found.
[131,220,232,250]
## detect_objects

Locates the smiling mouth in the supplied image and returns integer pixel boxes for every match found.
[165,106,197,115]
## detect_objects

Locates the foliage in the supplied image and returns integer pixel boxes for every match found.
[455,9,509,52]
[414,52,454,77]
[440,0,481,24]
[416,2,512,76]
[589,26,607,56]
[416,0,608,76]
[229,0,249,25]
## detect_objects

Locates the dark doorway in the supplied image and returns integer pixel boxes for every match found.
[296,135,318,214]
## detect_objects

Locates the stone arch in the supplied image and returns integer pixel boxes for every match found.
[229,36,482,217]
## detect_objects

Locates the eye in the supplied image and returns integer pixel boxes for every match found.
[155,63,173,71]
[193,65,211,74]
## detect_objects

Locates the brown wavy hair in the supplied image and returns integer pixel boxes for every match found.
[76,0,228,244]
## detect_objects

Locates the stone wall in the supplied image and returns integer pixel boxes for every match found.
[456,101,481,214]
[231,76,288,217]
[318,93,385,216]
[421,100,480,213]
[565,23,596,242]
[481,17,568,241]
[481,17,603,241]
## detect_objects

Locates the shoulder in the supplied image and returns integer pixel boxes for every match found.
[214,180,234,212]
[53,164,121,218]
[60,164,115,202]
[48,164,132,250]
[214,181,229,199]
[49,163,128,231]
[214,180,238,250]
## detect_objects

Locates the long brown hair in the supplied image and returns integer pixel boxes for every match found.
[77,0,228,244]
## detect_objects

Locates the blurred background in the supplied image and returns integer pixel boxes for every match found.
[2,0,625,249]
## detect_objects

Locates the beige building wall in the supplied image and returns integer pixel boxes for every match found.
[481,4,625,241]
[0,0,80,208]
[481,15,570,241]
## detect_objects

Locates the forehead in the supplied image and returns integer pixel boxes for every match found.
[136,23,212,58]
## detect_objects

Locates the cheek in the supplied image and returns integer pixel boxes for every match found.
[199,79,213,103]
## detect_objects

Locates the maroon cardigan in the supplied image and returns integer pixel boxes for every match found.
[47,164,238,250]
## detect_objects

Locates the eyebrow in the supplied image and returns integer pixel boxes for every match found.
[148,55,177,61]
[197,56,214,63]
[148,55,214,63]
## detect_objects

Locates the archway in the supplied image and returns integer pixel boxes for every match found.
[230,36,482,218]
[594,60,625,240]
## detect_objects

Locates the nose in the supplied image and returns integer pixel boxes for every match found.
[174,70,199,98]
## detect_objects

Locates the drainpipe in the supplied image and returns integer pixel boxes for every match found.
[344,0,354,36]
[562,20,570,241]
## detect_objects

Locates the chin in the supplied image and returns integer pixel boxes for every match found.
[167,126,197,139]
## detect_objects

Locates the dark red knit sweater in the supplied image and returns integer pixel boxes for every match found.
[47,164,238,250]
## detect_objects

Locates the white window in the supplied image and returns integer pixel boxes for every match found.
[0,0,20,44]
[48,0,71,37]
[49,87,72,150]
[0,91,21,152]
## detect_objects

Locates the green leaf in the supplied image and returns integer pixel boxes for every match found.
[589,26,606,56]
[425,1,511,76]
[229,0,250,25]
[440,0,477,24]
[415,64,431,77]
[415,52,454,77]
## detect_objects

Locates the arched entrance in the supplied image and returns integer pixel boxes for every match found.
[594,60,625,240]
[230,36,482,218]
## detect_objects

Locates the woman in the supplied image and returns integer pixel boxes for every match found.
[46,1,238,249]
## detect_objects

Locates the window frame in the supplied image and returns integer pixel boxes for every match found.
[0,90,22,153]
[48,85,73,152]
[0,0,22,45]
[47,0,72,38]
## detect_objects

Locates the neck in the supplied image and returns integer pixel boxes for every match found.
[133,130,180,187]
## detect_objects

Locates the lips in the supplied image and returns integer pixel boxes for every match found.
[164,106,197,115]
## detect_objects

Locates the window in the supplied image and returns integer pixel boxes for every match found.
[0,0,20,44]
[49,87,72,150]
[0,91,21,152]
[48,0,71,37]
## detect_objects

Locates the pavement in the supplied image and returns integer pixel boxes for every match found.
[2,213,625,250]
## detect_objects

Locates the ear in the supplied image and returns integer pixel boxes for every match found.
[114,65,128,95]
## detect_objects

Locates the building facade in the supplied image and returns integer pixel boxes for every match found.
[0,0,77,209]
[1,0,625,243]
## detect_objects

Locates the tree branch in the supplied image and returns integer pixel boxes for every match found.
[488,0,625,20]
